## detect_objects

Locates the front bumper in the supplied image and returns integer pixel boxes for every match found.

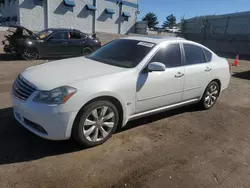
[12,94,78,140]
[4,44,19,54]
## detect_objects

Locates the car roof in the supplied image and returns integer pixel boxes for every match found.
[47,28,82,32]
[122,36,186,44]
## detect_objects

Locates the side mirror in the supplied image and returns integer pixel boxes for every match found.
[148,62,166,72]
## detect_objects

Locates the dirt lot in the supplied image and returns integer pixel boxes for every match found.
[1,32,250,188]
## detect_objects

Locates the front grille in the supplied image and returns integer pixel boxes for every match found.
[13,75,36,101]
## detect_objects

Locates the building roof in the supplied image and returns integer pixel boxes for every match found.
[185,11,250,21]
[122,36,185,44]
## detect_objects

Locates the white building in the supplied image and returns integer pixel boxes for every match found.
[0,0,138,34]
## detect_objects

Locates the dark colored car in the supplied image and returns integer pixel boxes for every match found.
[2,25,101,60]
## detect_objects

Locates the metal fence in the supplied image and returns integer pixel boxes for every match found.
[181,11,250,55]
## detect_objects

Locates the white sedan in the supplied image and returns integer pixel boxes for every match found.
[12,36,230,147]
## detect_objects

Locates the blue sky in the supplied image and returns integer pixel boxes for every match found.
[137,0,250,25]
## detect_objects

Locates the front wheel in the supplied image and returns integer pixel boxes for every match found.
[199,81,220,110]
[73,100,119,147]
[22,48,39,60]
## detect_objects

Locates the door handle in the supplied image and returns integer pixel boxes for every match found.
[205,67,212,72]
[62,41,68,44]
[175,72,184,78]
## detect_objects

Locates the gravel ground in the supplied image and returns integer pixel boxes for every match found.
[1,31,250,188]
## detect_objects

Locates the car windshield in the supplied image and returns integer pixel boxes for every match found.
[36,29,54,39]
[87,39,155,68]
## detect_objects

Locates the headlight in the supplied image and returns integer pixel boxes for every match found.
[33,86,77,104]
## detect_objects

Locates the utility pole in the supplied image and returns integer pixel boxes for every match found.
[117,0,123,34]
[92,0,96,33]
[202,18,208,45]
[45,0,50,29]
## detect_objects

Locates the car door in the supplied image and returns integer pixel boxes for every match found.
[136,43,185,113]
[181,43,212,101]
[67,31,85,56]
[43,31,69,56]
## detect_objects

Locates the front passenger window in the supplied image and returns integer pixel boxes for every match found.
[150,43,181,68]
[81,33,87,39]
[50,32,68,40]
[69,32,81,39]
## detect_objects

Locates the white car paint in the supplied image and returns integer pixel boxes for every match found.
[23,57,127,91]
[11,36,231,140]
[182,60,212,101]
[136,65,185,112]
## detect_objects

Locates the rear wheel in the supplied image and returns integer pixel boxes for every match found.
[199,81,220,110]
[73,100,119,147]
[82,47,93,56]
[22,48,39,60]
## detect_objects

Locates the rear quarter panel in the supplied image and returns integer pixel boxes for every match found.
[180,41,231,93]
[210,56,231,91]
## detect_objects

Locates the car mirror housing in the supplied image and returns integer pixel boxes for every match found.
[148,62,166,72]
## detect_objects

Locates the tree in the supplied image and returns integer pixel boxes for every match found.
[142,12,159,29]
[162,14,176,28]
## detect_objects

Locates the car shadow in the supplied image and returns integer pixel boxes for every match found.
[0,105,198,165]
[0,107,83,165]
[0,53,22,61]
[232,70,250,80]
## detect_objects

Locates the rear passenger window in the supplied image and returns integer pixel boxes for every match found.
[69,32,81,39]
[150,43,181,68]
[81,33,87,39]
[203,48,212,62]
[183,44,206,65]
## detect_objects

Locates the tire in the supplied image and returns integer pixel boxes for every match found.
[199,81,220,110]
[82,47,93,56]
[22,48,39,60]
[73,100,119,147]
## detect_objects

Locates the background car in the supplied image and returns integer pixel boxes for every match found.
[12,37,230,147]
[2,26,101,60]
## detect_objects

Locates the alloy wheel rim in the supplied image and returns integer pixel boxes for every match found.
[23,50,38,60]
[205,84,219,107]
[83,106,115,142]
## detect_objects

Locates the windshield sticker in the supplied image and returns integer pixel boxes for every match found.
[137,42,154,48]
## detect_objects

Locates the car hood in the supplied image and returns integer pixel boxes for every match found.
[21,57,127,90]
